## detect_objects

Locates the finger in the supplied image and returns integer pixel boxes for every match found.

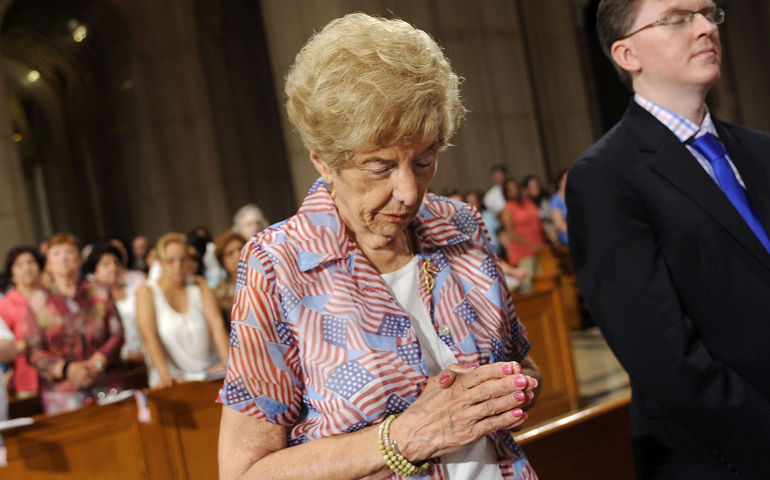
[467,389,529,420]
[470,407,530,439]
[456,361,521,390]
[435,363,480,390]
[465,373,533,405]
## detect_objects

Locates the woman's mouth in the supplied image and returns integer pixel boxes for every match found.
[382,212,410,222]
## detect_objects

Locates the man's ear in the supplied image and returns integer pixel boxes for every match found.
[611,39,641,76]
[309,150,334,185]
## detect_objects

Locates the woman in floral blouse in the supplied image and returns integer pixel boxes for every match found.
[25,233,125,414]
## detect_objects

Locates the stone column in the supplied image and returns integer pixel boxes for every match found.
[0,0,36,258]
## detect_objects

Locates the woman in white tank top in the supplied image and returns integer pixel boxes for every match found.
[137,233,230,389]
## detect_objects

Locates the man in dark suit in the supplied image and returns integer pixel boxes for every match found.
[567,1,770,479]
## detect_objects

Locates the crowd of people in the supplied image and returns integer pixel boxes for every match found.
[446,165,570,292]
[0,203,270,418]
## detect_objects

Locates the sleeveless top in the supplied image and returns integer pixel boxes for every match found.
[146,278,217,387]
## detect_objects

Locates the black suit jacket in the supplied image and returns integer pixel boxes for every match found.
[567,100,770,479]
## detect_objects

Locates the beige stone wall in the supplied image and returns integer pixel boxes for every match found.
[0,0,36,257]
[108,0,232,239]
[259,0,595,204]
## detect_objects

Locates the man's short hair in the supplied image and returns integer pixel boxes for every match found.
[491,164,507,174]
[597,0,643,88]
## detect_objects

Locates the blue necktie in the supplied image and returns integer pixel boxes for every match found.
[690,132,770,253]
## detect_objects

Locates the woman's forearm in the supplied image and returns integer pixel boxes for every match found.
[221,409,393,480]
[0,338,16,363]
[244,429,390,480]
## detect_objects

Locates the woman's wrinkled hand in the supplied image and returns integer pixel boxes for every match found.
[390,361,538,462]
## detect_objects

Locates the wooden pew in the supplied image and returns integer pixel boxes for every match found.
[1,380,223,479]
[2,381,633,479]
[513,277,580,425]
[515,391,636,480]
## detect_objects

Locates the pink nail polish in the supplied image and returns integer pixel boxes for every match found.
[512,409,523,418]
[514,392,525,402]
[502,364,513,375]
[440,375,451,384]
[514,375,527,387]
[533,378,539,389]
[466,364,479,369]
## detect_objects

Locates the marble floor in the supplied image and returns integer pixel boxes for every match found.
[570,327,630,405]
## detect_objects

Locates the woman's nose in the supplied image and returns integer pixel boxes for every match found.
[392,171,419,206]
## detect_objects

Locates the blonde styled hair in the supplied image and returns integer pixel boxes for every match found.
[285,13,466,169]
[156,232,187,262]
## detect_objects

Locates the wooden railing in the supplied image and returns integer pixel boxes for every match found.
[515,390,636,480]
[513,275,581,425]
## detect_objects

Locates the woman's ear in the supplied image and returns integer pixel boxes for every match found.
[309,151,334,185]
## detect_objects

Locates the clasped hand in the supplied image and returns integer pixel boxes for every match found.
[390,361,537,463]
[66,360,99,388]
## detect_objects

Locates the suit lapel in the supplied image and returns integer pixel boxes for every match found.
[623,102,770,270]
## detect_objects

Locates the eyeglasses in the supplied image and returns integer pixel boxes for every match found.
[619,6,725,40]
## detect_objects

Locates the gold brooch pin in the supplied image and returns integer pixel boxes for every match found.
[423,258,440,293]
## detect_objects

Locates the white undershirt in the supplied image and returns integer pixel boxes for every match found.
[380,256,503,480]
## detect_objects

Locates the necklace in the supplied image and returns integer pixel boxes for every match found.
[422,258,445,370]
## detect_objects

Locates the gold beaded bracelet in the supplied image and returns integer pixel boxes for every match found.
[378,414,430,477]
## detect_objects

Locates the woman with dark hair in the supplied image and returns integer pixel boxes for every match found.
[212,231,246,331]
[86,243,145,365]
[521,175,555,242]
[500,178,545,291]
[25,233,126,413]
[0,246,44,397]
[103,235,146,290]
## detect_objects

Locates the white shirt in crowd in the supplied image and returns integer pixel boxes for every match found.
[483,185,506,216]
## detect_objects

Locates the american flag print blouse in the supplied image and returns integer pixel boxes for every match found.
[218,179,537,480]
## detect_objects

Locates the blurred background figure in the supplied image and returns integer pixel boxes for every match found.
[131,236,149,271]
[188,227,226,288]
[85,243,145,366]
[0,246,44,398]
[483,164,508,216]
[550,169,569,249]
[0,316,16,420]
[212,231,246,332]
[104,235,146,290]
[231,204,269,239]
[501,178,545,291]
[465,190,502,256]
[25,233,126,414]
[136,233,229,389]
[522,175,556,244]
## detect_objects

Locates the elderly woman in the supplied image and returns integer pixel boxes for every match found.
[25,233,125,414]
[137,233,230,389]
[86,243,145,365]
[219,14,541,480]
[212,231,247,331]
[232,203,269,239]
[0,246,44,398]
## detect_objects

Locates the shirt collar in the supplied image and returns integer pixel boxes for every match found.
[634,93,716,143]
[292,178,472,272]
